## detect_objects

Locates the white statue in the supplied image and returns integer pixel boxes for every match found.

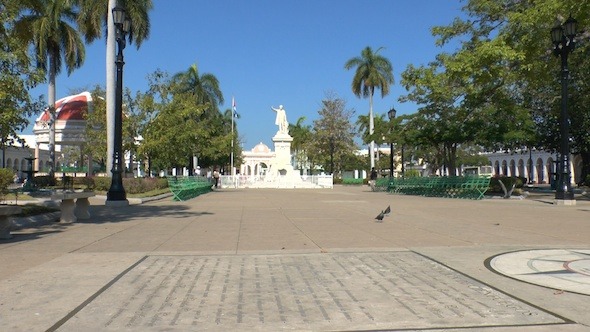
[271,105,289,134]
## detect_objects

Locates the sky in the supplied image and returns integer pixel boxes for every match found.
[25,0,466,150]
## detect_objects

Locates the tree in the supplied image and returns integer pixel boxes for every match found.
[83,85,108,171]
[345,46,394,169]
[0,1,44,167]
[311,92,357,176]
[289,116,312,174]
[172,63,224,114]
[430,0,590,183]
[136,69,231,174]
[76,0,153,177]
[14,0,85,177]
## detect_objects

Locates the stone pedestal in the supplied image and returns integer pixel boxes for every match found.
[272,132,294,173]
[0,206,22,239]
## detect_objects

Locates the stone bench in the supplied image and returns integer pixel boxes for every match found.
[51,191,96,223]
[0,206,23,239]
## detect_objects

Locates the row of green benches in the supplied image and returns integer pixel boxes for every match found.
[387,176,491,200]
[167,177,213,201]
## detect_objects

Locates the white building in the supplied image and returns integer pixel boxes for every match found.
[484,150,581,185]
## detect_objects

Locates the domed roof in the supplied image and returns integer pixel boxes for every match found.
[36,91,92,122]
[252,142,271,153]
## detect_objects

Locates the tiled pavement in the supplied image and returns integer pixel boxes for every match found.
[1,186,589,331]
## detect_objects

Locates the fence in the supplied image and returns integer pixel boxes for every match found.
[219,174,333,189]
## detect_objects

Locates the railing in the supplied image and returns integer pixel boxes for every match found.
[219,174,333,189]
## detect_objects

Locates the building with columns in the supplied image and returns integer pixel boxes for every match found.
[239,142,274,178]
[32,91,93,173]
[484,150,582,185]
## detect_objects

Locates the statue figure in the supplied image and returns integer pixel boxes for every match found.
[271,105,289,134]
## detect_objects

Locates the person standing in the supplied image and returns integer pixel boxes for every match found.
[213,169,220,188]
[370,167,378,191]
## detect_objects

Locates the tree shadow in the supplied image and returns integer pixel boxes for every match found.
[80,202,213,224]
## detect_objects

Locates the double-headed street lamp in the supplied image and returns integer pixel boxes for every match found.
[106,7,131,206]
[388,107,396,177]
[550,15,577,201]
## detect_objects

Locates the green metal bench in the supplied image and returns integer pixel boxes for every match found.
[388,176,491,200]
[167,176,212,201]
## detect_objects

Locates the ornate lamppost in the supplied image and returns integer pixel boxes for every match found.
[550,15,577,201]
[387,107,396,177]
[106,7,130,206]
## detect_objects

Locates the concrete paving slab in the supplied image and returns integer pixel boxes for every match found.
[58,252,566,331]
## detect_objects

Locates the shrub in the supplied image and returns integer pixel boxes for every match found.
[91,177,110,191]
[91,177,168,193]
[33,175,57,188]
[341,178,364,185]
[404,170,420,178]
[0,168,13,196]
[489,176,524,193]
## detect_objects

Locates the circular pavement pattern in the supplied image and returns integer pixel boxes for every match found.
[488,249,590,295]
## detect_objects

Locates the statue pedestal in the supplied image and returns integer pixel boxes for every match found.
[268,133,301,187]
[272,132,293,169]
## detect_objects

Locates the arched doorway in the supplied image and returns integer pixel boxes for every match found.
[536,158,544,183]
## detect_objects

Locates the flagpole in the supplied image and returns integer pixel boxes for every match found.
[231,97,235,177]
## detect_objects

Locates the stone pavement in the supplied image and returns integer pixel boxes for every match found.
[0,186,589,331]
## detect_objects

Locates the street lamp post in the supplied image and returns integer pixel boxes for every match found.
[106,7,130,206]
[550,15,577,201]
[387,107,396,177]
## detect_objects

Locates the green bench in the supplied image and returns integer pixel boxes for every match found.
[388,176,491,200]
[167,176,213,201]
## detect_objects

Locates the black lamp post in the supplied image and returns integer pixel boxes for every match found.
[550,15,577,200]
[107,7,130,205]
[387,107,396,177]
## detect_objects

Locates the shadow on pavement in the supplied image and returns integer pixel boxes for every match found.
[83,203,213,224]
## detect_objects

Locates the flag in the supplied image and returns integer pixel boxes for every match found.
[232,97,239,118]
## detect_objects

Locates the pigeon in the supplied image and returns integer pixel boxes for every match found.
[375,211,385,221]
[383,205,391,216]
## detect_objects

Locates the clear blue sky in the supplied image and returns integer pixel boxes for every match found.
[26,0,465,149]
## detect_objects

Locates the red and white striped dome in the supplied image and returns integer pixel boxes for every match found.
[36,91,92,122]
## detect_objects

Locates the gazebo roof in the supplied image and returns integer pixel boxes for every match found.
[36,91,92,122]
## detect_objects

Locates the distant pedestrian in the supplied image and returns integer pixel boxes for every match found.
[213,169,220,188]
[370,167,378,191]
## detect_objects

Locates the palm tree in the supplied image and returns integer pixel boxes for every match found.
[172,63,224,114]
[76,0,153,176]
[289,116,312,174]
[14,0,86,177]
[345,46,394,169]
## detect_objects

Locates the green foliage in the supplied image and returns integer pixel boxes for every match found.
[0,168,13,196]
[92,177,111,191]
[341,178,364,185]
[404,170,420,178]
[123,177,168,194]
[309,92,358,174]
[0,1,45,148]
[34,175,57,188]
[92,177,168,194]
[136,67,232,173]
[489,176,525,193]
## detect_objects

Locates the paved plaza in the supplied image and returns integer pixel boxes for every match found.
[1,186,589,331]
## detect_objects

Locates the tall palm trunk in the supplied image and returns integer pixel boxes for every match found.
[48,53,57,177]
[106,0,117,176]
[369,91,375,169]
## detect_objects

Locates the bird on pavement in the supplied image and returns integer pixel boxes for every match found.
[383,205,391,216]
[375,211,385,221]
